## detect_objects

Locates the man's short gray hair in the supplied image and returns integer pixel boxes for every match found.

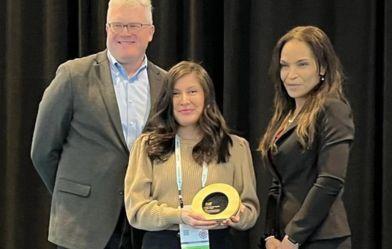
[107,0,153,23]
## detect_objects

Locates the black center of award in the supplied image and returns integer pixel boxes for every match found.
[202,192,229,214]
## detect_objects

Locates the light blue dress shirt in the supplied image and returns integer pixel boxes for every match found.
[107,51,151,150]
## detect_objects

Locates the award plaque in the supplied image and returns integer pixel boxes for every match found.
[191,183,240,221]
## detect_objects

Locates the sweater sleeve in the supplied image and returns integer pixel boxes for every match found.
[230,137,260,230]
[124,135,182,231]
[284,99,355,244]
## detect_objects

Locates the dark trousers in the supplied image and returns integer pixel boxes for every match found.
[300,236,351,249]
[141,229,231,249]
[259,236,351,249]
[58,207,144,249]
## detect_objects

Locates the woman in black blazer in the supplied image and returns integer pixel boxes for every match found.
[259,26,354,249]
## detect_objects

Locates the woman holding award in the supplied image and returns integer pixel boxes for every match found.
[259,26,354,249]
[124,61,259,249]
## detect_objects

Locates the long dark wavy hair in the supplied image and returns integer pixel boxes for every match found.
[145,61,233,165]
[259,26,349,157]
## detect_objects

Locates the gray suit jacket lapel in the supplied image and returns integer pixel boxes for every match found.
[94,51,128,153]
[147,60,165,121]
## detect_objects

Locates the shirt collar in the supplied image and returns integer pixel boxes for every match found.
[107,50,148,80]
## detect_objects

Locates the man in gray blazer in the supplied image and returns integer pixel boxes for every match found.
[31,0,165,248]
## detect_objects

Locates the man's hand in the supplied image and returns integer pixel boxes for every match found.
[280,235,299,249]
[265,236,281,249]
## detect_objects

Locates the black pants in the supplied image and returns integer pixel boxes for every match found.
[141,229,232,249]
[300,236,351,249]
[259,236,351,249]
[58,207,144,249]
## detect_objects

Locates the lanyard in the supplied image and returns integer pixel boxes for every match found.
[175,134,208,208]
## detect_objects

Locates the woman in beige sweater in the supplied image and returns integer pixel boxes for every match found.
[124,61,259,249]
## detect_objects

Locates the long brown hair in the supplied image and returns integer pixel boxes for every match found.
[145,61,233,165]
[259,26,348,157]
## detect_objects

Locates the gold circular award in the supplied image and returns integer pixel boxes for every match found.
[191,183,241,220]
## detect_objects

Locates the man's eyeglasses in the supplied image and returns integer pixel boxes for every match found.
[107,22,152,33]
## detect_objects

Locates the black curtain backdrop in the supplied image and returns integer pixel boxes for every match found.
[1,1,391,249]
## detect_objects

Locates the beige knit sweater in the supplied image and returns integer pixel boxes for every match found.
[124,133,260,231]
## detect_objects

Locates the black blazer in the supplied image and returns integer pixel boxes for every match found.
[264,98,354,245]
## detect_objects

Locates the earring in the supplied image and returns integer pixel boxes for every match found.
[320,75,325,82]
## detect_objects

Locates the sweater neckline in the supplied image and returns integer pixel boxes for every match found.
[177,135,202,146]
